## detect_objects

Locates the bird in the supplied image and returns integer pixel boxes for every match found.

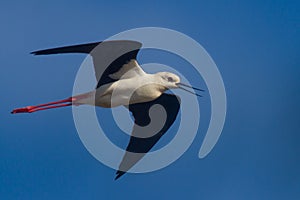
[11,40,204,180]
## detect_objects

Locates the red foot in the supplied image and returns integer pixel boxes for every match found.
[11,106,35,114]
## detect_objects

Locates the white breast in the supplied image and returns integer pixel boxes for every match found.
[98,74,164,107]
[74,74,165,108]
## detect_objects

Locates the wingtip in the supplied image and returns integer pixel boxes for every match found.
[114,171,125,180]
[30,51,41,55]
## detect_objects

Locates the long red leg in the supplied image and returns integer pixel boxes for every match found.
[11,97,76,114]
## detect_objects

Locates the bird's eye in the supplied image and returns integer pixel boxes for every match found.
[167,77,174,82]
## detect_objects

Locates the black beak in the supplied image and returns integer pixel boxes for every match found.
[176,83,204,97]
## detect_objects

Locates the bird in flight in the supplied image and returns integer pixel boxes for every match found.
[11,40,203,179]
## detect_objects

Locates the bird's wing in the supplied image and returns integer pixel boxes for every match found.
[31,40,144,88]
[115,93,181,180]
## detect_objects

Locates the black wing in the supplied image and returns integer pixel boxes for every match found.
[115,93,181,180]
[31,40,142,88]
[31,41,180,180]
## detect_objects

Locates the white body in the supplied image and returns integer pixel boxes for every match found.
[74,74,166,108]
[73,60,180,108]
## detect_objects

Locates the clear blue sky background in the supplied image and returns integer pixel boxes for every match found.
[1,0,299,199]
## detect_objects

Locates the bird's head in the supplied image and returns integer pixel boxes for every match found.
[157,72,181,89]
[156,72,204,97]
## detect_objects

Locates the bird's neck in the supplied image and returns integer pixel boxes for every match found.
[156,84,168,93]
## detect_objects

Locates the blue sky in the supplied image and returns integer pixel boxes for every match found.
[1,0,299,199]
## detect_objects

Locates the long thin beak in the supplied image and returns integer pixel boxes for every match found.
[177,83,205,91]
[176,83,204,97]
